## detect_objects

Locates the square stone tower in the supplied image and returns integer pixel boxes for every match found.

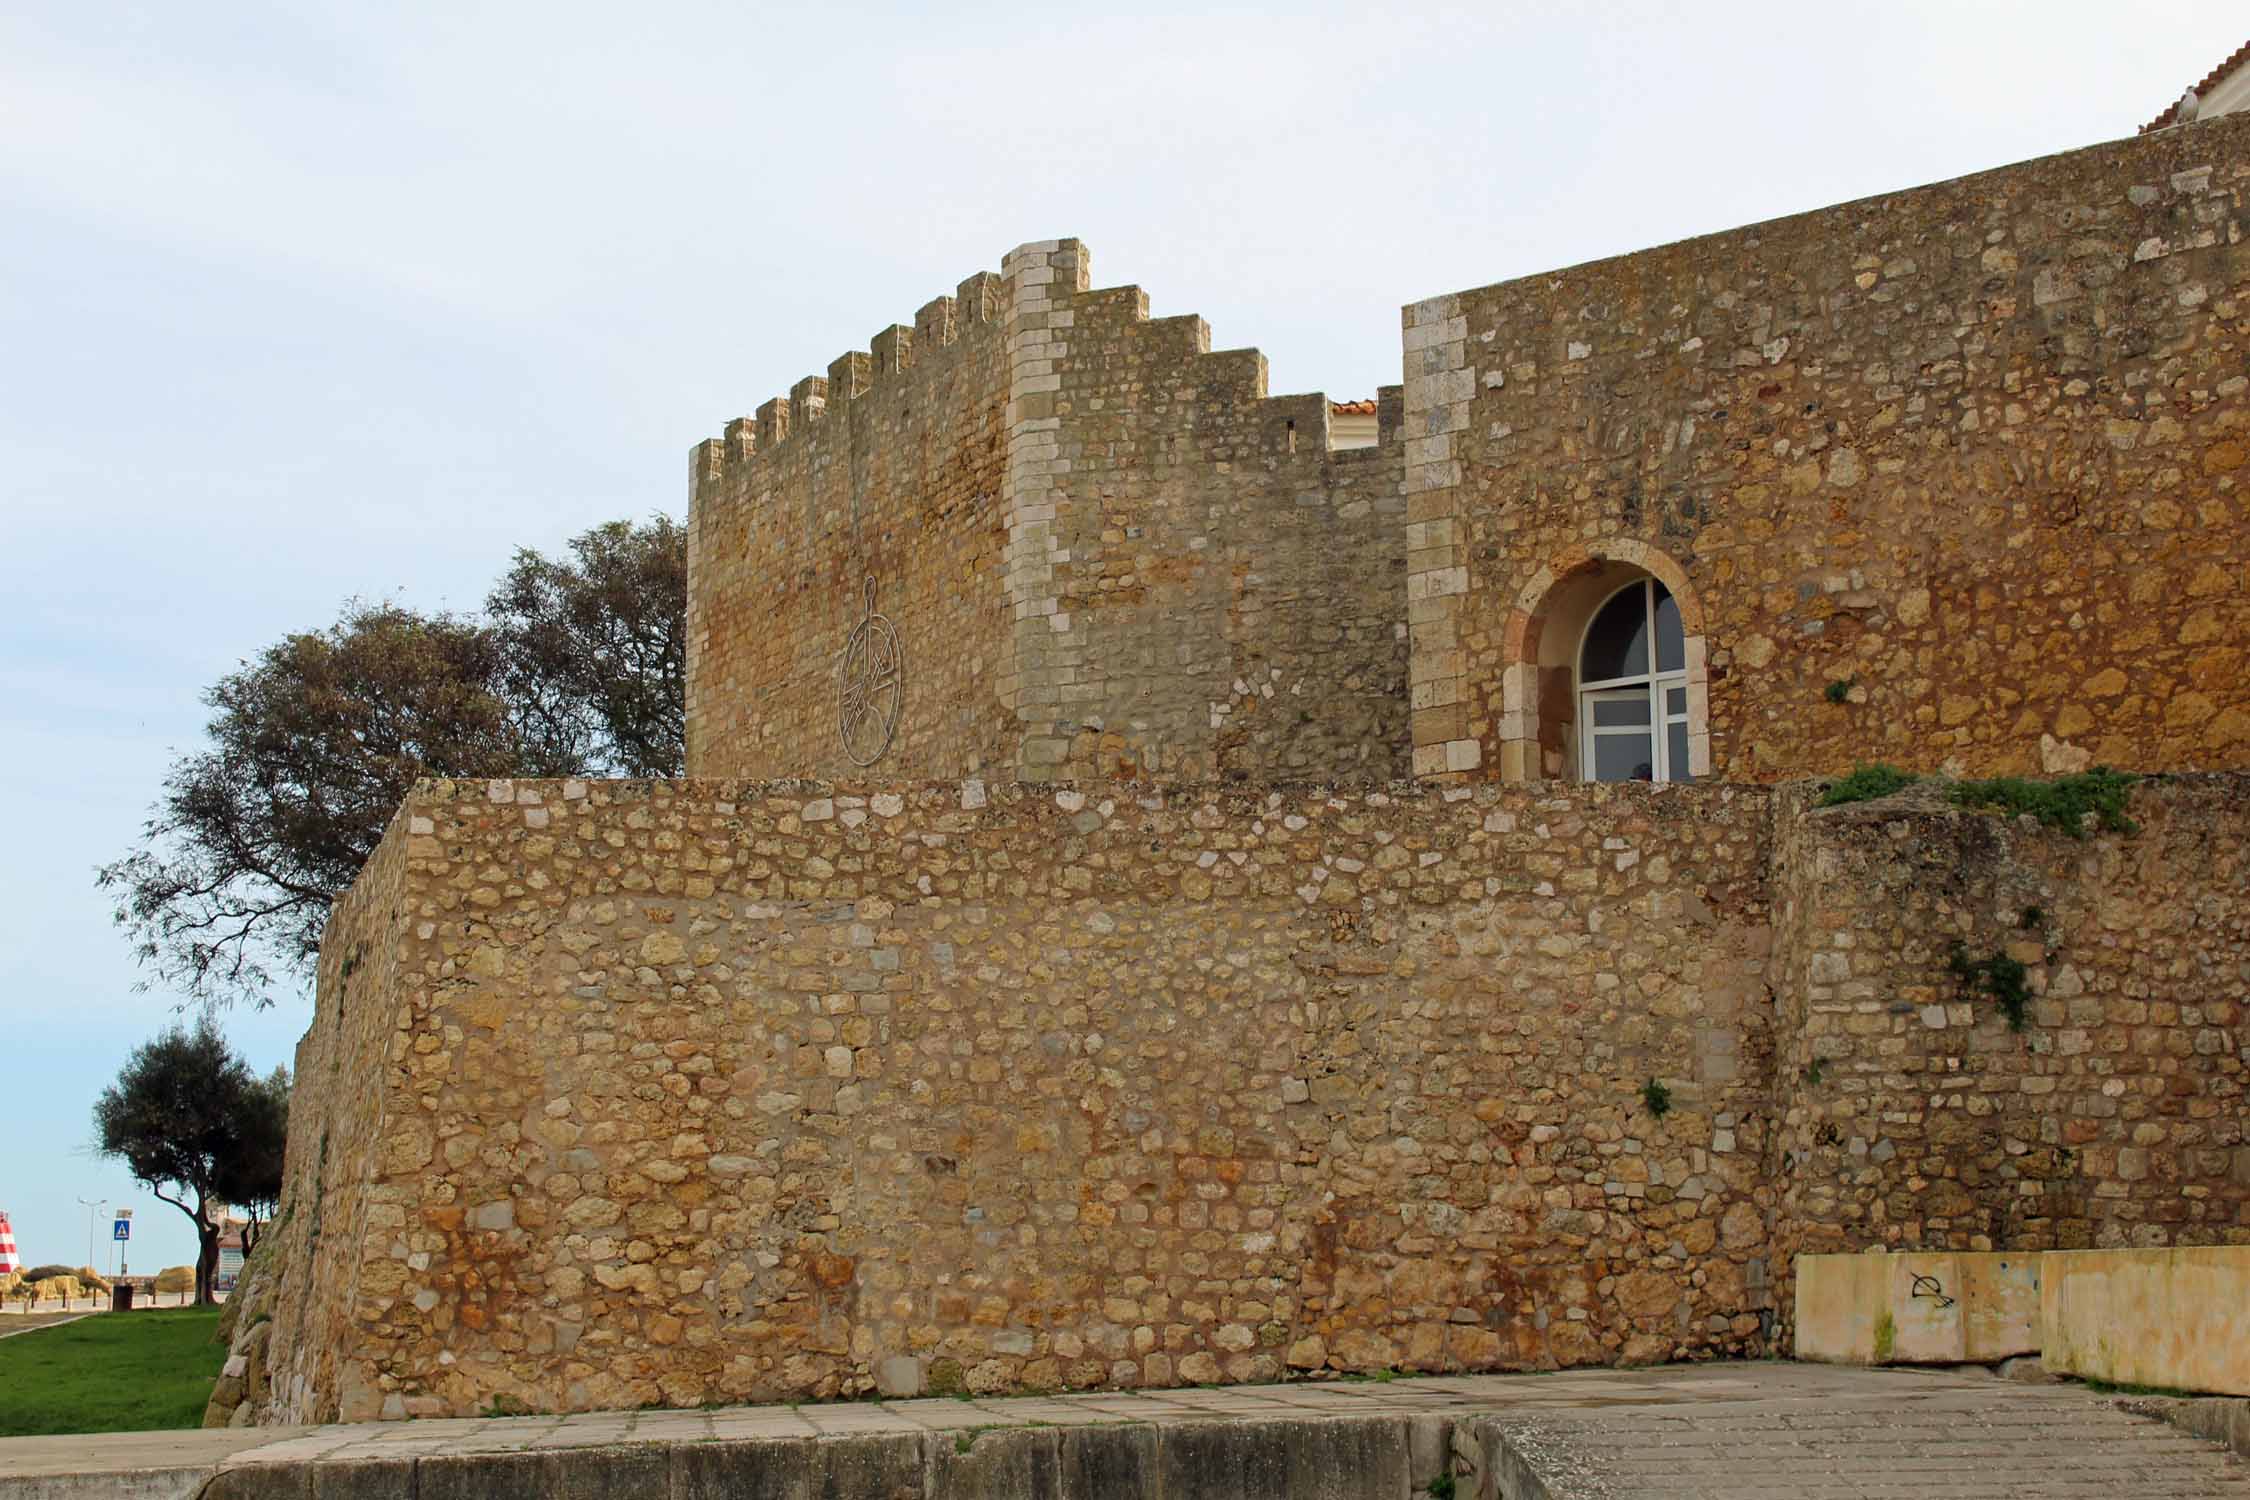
[686,241,1408,785]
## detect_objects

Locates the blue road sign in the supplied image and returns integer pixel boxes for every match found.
[112,1218,129,1241]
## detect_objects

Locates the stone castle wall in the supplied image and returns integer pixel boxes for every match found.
[257,775,1782,1422]
[690,121,2250,796]
[244,774,2249,1422]
[252,812,420,1422]
[685,270,1017,781]
[1765,777,2250,1338]
[1405,115,2250,784]
[235,122,2250,1427]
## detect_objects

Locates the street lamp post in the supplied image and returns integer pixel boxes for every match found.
[75,1197,104,1310]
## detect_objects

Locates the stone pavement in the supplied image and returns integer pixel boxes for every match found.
[1474,1378,2250,1498]
[0,1364,2241,1499]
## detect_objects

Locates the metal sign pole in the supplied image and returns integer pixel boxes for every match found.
[111,1212,131,1298]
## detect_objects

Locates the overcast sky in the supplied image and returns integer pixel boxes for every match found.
[0,2,2237,1275]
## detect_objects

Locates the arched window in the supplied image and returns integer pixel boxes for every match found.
[1577,578,1692,783]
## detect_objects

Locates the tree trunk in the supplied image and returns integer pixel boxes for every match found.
[150,1186,218,1306]
[195,1219,220,1306]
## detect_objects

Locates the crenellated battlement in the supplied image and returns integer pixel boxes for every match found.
[691,240,1400,507]
[690,235,1408,784]
[688,265,1011,502]
[1011,254,1390,456]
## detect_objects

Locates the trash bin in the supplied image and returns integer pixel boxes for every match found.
[111,1282,133,1312]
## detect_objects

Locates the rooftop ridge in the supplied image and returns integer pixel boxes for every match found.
[2141,37,2250,132]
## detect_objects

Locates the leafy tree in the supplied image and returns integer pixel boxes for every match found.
[213,1066,289,1260]
[487,515,687,778]
[99,513,686,1007]
[92,1020,261,1306]
[99,603,578,1003]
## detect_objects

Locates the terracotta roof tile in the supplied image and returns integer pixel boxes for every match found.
[2142,38,2250,132]
[1330,399,1377,415]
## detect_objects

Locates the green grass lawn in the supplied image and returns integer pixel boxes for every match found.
[0,1307,224,1436]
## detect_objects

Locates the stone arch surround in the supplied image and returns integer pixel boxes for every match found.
[1499,540,1710,783]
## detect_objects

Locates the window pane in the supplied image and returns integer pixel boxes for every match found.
[1665,686,1686,717]
[1581,584,1649,681]
[1591,693,1651,727]
[1593,732,1656,783]
[1653,584,1683,673]
[1668,721,1693,783]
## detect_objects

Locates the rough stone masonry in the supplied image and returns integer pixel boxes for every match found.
[219,116,2250,1425]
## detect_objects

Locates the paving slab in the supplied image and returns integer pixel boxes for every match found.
[0,1365,2241,1499]
[1470,1380,2250,1499]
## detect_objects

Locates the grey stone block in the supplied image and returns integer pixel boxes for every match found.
[308,1457,414,1500]
[417,1450,545,1500]
[1161,1421,1305,1500]
[676,1434,925,1500]
[1407,1414,1454,1489]
[1478,1420,1563,1500]
[1057,1421,1158,1499]
[540,1445,670,1500]
[1292,1418,1412,1500]
[1454,1416,1508,1500]
[874,1354,925,1398]
[927,1425,1061,1500]
[1161,1417,1410,1500]
[201,1464,310,1500]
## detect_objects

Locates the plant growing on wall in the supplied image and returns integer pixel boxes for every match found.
[1948,768,2137,837]
[1949,944,2032,1031]
[1817,764,1918,806]
[1817,767,2139,832]
[1640,1078,1673,1118]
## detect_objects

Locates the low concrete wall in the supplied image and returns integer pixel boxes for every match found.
[1795,1247,2250,1396]
[1794,1252,2039,1365]
[2042,1247,2250,1397]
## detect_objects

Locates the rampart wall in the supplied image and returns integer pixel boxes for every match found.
[1766,776,2250,1336]
[238,774,2249,1423]
[1405,114,2250,784]
[253,812,420,1422]
[253,775,1777,1422]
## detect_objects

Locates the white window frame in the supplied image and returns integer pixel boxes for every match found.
[1576,578,1691,784]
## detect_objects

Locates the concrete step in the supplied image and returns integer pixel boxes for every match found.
[0,1366,2241,1499]
[1468,1386,2250,1499]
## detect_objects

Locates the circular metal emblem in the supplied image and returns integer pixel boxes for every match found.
[837,576,903,766]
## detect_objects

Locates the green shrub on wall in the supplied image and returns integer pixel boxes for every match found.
[1949,769,2138,837]
[1817,765,1918,807]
